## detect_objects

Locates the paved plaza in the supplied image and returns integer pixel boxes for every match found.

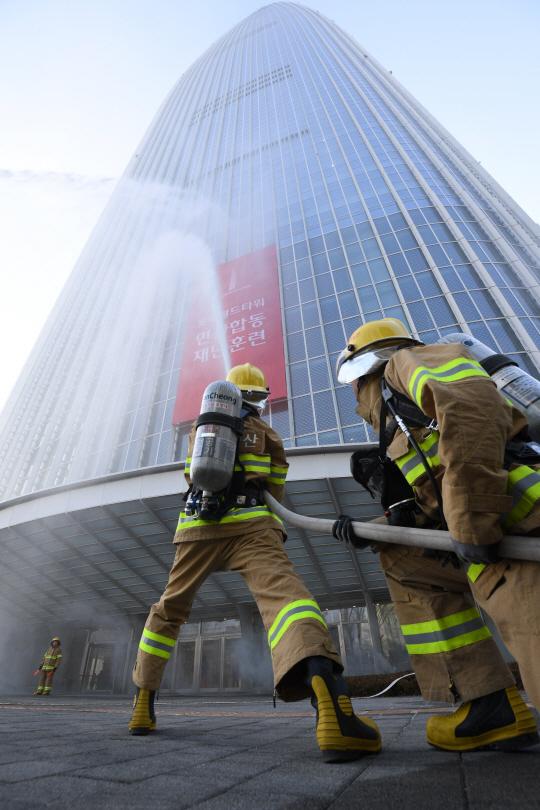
[0,693,538,810]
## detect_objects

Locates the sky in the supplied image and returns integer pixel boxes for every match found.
[0,0,539,411]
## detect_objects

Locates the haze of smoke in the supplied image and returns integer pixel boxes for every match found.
[0,599,136,695]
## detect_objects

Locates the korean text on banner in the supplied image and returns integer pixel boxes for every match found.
[173,245,286,424]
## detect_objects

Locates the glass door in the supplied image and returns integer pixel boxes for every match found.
[175,640,196,691]
[81,643,116,692]
[223,638,242,690]
[200,639,221,690]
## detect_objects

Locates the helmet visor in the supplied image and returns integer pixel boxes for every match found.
[242,391,269,415]
[336,347,399,384]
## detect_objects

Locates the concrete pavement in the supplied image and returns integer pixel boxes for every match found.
[0,694,538,809]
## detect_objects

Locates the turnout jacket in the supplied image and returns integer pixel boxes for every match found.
[41,646,62,671]
[174,413,288,542]
[355,343,540,548]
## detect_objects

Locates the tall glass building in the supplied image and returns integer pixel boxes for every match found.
[0,1,532,692]
[1,2,540,500]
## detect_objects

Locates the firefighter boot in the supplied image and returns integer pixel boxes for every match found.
[306,656,381,762]
[427,685,540,752]
[129,688,156,735]
[33,690,42,695]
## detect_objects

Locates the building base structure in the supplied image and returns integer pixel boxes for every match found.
[0,445,515,697]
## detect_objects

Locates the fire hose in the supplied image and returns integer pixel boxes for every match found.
[262,490,540,563]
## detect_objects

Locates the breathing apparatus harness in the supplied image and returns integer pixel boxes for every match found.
[351,371,540,535]
[184,403,264,522]
[351,375,447,530]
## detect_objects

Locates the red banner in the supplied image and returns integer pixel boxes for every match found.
[173,244,287,424]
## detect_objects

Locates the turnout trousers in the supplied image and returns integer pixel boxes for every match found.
[37,670,55,693]
[132,528,341,700]
[379,544,540,710]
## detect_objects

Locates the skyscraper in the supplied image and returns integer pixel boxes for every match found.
[2,2,537,693]
[1,2,540,502]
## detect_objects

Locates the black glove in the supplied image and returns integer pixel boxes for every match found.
[332,514,369,549]
[451,538,501,566]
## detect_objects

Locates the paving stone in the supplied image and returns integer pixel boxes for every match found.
[0,694,538,809]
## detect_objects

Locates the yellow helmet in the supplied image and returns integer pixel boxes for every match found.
[226,363,268,392]
[226,363,270,414]
[335,318,419,384]
[51,637,60,644]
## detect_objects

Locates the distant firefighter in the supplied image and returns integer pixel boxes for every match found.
[34,637,62,695]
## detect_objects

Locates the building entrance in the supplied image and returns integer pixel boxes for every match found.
[172,633,243,693]
[81,643,116,692]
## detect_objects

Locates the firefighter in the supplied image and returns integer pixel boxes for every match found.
[334,317,540,752]
[34,637,62,695]
[129,363,381,761]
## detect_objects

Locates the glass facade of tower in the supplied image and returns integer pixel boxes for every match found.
[1,2,540,500]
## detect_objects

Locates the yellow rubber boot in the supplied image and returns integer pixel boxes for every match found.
[427,685,539,752]
[306,656,381,762]
[129,689,156,736]
[33,691,43,695]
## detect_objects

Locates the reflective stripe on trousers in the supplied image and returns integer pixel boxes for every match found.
[401,607,491,654]
[139,628,176,660]
[268,600,327,657]
[409,359,489,407]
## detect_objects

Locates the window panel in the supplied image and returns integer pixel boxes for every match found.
[285,307,303,334]
[351,262,371,286]
[358,286,380,313]
[302,301,321,328]
[407,300,435,330]
[345,243,364,264]
[380,233,400,254]
[415,271,442,298]
[290,363,311,397]
[283,284,299,307]
[324,321,346,353]
[320,296,341,323]
[309,357,331,391]
[316,273,335,297]
[388,253,410,276]
[362,238,382,259]
[333,268,353,292]
[428,296,456,327]
[453,293,481,321]
[335,386,361,427]
[314,390,337,430]
[293,396,315,435]
[299,278,316,303]
[312,253,330,274]
[338,291,360,319]
[376,280,400,307]
[305,327,325,357]
[469,289,502,318]
[287,333,306,362]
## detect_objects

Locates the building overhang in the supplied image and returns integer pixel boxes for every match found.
[0,444,388,624]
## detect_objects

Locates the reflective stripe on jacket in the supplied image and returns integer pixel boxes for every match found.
[175,413,288,542]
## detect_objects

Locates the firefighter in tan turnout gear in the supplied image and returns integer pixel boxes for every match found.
[129,363,381,762]
[34,638,62,695]
[334,317,540,752]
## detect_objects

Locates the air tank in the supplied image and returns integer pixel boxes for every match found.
[437,333,540,441]
[190,380,242,492]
